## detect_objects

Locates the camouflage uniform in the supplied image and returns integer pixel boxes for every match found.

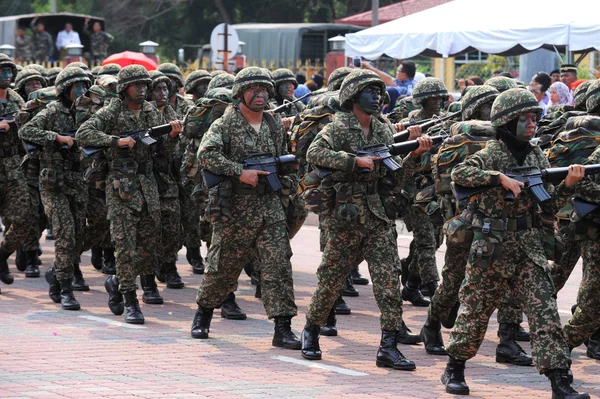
[157,63,192,118]
[15,33,33,62]
[14,68,47,103]
[89,31,114,62]
[32,30,54,62]
[271,68,305,117]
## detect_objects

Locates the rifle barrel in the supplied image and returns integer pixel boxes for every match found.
[392,111,460,143]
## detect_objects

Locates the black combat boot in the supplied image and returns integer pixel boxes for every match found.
[400,256,411,286]
[334,295,351,315]
[402,274,430,307]
[186,247,205,275]
[91,247,103,270]
[515,324,531,342]
[24,250,40,278]
[421,315,447,355]
[123,291,144,324]
[546,369,590,399]
[341,273,359,297]
[191,307,214,339]
[72,263,89,291]
[441,356,470,395]
[273,316,301,349]
[0,245,14,285]
[396,321,422,345]
[59,279,80,310]
[301,324,322,360]
[101,248,116,275]
[376,330,416,370]
[140,274,163,304]
[165,262,184,289]
[586,330,600,359]
[255,281,262,299]
[320,306,337,336]
[15,245,27,272]
[424,281,438,298]
[104,275,124,315]
[220,292,247,320]
[351,267,369,285]
[45,267,61,303]
[45,228,55,240]
[442,301,461,329]
[496,323,533,366]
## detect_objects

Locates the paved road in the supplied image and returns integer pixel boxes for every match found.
[0,225,598,399]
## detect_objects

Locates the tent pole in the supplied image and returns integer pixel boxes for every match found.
[441,57,445,89]
[372,0,379,26]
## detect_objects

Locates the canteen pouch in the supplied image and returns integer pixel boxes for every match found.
[470,215,505,268]
[205,179,233,223]
[110,158,138,202]
[379,174,399,220]
[301,174,335,215]
[333,182,366,226]
[443,209,475,248]
[39,151,64,190]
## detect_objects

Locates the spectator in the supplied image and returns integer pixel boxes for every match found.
[15,26,33,62]
[306,81,318,92]
[83,18,114,63]
[362,60,416,96]
[559,64,578,87]
[310,73,324,88]
[56,22,81,58]
[492,69,504,77]
[294,74,311,105]
[413,71,426,84]
[548,81,573,107]
[529,72,551,115]
[30,17,53,62]
[550,69,560,84]
[498,72,513,78]
[468,75,484,85]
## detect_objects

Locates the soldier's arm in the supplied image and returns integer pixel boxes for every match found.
[197,117,243,177]
[306,124,355,172]
[575,150,600,202]
[156,112,179,157]
[451,148,501,187]
[76,107,118,148]
[18,106,57,145]
[103,31,115,43]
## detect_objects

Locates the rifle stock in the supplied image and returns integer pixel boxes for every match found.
[393,111,460,143]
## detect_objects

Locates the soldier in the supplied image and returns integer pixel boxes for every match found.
[20,67,92,309]
[442,88,588,398]
[14,68,47,101]
[484,76,518,93]
[76,65,181,324]
[300,69,432,368]
[31,20,53,62]
[190,67,301,349]
[67,62,94,82]
[157,63,193,118]
[46,67,63,86]
[184,70,212,102]
[84,18,114,63]
[270,68,305,117]
[206,72,234,91]
[15,27,33,63]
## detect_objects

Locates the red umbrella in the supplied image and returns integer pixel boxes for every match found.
[102,51,158,70]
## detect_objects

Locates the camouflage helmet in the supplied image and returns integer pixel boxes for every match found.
[514,80,527,89]
[116,65,151,94]
[205,87,233,103]
[272,68,298,89]
[91,65,102,77]
[99,63,121,76]
[157,63,184,87]
[207,72,234,90]
[96,74,118,97]
[585,80,600,114]
[26,63,48,79]
[411,77,448,106]
[490,88,542,128]
[0,54,17,78]
[232,67,275,99]
[27,86,56,102]
[66,61,93,81]
[461,85,499,120]
[573,80,593,111]
[15,68,47,92]
[148,70,171,90]
[484,76,518,93]
[327,67,352,91]
[339,69,386,111]
[46,67,62,85]
[54,66,92,96]
[211,70,228,77]
[184,70,212,93]
[15,64,23,73]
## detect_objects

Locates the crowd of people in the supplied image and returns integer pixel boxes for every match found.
[0,52,598,399]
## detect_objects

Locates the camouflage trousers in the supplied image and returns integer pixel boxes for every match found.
[407,205,440,284]
[0,178,33,253]
[563,240,600,347]
[110,203,160,294]
[287,194,307,240]
[180,182,201,249]
[158,196,182,264]
[83,189,112,251]
[551,223,581,292]
[196,219,297,319]
[21,184,46,251]
[447,234,570,373]
[429,241,522,324]
[40,188,87,280]
[307,212,403,331]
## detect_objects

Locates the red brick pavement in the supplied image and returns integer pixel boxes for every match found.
[0,225,599,399]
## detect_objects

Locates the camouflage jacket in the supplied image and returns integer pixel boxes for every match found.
[15,34,33,61]
[32,30,53,60]
[0,89,25,182]
[171,93,193,118]
[306,111,418,227]
[154,104,179,198]
[89,31,114,59]
[76,98,167,215]
[574,146,600,206]
[197,104,289,226]
[451,138,574,267]
[271,96,305,117]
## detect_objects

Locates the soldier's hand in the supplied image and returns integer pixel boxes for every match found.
[411,136,433,157]
[118,137,136,148]
[407,125,422,140]
[393,122,405,132]
[56,134,75,148]
[565,164,585,187]
[282,117,294,131]
[169,120,183,137]
[0,120,10,131]
[500,174,524,198]
[356,156,381,171]
[240,169,270,187]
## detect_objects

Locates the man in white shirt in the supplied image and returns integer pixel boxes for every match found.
[56,22,81,57]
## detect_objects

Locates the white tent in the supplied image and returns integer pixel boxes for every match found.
[344,0,600,60]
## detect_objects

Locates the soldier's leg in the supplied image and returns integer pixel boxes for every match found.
[318,218,351,315]
[495,292,533,366]
[408,207,439,285]
[70,188,89,291]
[182,182,204,273]
[429,242,469,324]
[551,240,581,292]
[21,185,45,274]
[158,197,183,289]
[1,179,33,253]
[110,207,140,295]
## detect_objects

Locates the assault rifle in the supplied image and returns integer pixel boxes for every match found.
[119,123,173,146]
[23,128,77,152]
[393,111,460,143]
[272,88,328,114]
[451,164,600,204]
[0,110,20,133]
[202,152,299,190]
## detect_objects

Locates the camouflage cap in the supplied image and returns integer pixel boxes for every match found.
[327,67,352,91]
[207,72,234,90]
[490,88,542,128]
[184,70,212,93]
[586,80,600,114]
[573,80,592,111]
[148,70,171,90]
[55,66,92,96]
[46,67,62,85]
[272,68,298,89]
[232,67,274,99]
[157,63,184,87]
[205,87,233,103]
[26,63,48,78]
[99,63,121,76]
[116,65,151,94]
[15,68,48,92]
[0,54,17,78]
[339,69,386,111]
[484,76,518,93]
[461,85,499,120]
[411,77,448,105]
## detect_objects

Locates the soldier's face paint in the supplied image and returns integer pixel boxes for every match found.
[194,82,208,99]
[423,96,443,116]
[242,84,269,112]
[0,67,13,89]
[151,81,169,106]
[277,82,294,100]
[356,85,382,115]
[69,82,89,102]
[125,82,147,105]
[476,102,492,121]
[25,79,43,96]
[514,112,537,142]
